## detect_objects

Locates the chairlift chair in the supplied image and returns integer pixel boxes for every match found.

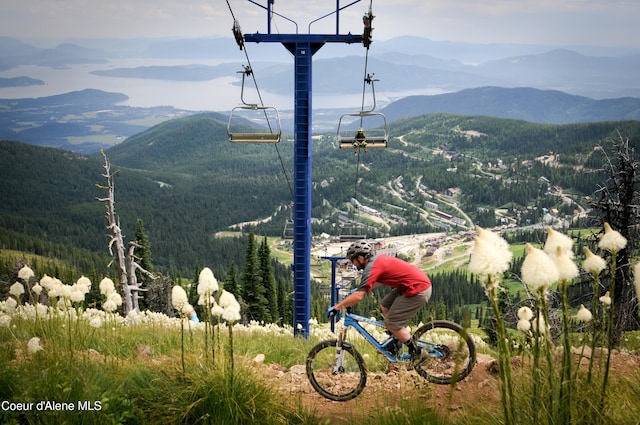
[227,65,282,143]
[337,111,388,151]
[339,223,367,242]
[336,73,388,153]
[282,219,294,240]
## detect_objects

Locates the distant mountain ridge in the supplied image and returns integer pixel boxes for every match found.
[380,87,640,125]
[2,35,640,99]
[2,87,640,154]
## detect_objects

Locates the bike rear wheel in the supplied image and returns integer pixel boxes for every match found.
[306,339,367,401]
[413,320,476,384]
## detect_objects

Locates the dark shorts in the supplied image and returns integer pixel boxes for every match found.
[380,287,432,330]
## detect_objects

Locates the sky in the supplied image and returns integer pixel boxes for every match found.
[2,0,640,49]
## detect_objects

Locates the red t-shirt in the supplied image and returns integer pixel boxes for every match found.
[357,254,431,296]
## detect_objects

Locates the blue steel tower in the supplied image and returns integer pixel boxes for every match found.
[241,1,369,337]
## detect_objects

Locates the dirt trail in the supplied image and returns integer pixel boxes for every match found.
[260,354,500,423]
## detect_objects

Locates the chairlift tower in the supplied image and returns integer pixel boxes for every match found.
[239,0,369,337]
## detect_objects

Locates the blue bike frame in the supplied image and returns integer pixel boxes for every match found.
[340,312,445,363]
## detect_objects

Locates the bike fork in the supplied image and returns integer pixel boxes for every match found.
[332,328,348,374]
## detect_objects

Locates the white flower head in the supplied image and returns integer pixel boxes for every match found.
[521,243,559,292]
[4,297,18,312]
[70,288,85,303]
[102,300,117,312]
[211,303,224,318]
[222,306,241,323]
[0,314,11,328]
[181,304,194,316]
[76,276,91,293]
[599,291,612,306]
[99,278,116,296]
[9,282,25,299]
[469,227,513,276]
[39,275,55,291]
[18,266,34,282]
[598,223,627,253]
[544,228,574,258]
[107,292,122,306]
[218,290,239,309]
[517,306,534,321]
[32,284,43,296]
[89,316,103,328]
[582,247,606,275]
[198,267,219,295]
[171,285,189,310]
[517,319,532,332]
[27,336,43,354]
[574,304,593,323]
[550,247,579,283]
[532,313,549,335]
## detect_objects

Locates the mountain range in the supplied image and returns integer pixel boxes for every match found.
[1,35,639,100]
[2,86,639,154]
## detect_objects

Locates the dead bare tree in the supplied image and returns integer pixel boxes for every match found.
[97,150,155,315]
[590,132,640,344]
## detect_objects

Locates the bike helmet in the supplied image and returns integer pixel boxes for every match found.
[346,240,373,260]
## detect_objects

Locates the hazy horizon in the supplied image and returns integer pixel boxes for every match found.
[1,1,639,49]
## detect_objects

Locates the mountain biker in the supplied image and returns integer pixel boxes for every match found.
[327,239,432,362]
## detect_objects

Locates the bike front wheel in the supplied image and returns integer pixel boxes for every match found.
[413,320,476,384]
[306,339,367,401]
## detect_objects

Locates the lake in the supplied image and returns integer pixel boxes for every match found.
[0,59,444,112]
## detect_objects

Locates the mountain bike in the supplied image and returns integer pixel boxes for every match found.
[306,309,476,401]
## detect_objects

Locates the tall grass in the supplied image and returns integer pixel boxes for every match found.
[0,269,321,425]
[2,253,639,425]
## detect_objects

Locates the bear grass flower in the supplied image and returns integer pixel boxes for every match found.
[549,247,579,283]
[469,227,513,277]
[532,312,549,334]
[599,291,612,306]
[517,319,532,332]
[0,314,11,328]
[18,266,34,282]
[598,222,627,253]
[89,316,103,328]
[211,303,224,318]
[171,285,189,312]
[222,305,242,323]
[517,306,534,321]
[197,267,219,295]
[9,282,25,299]
[99,277,116,296]
[27,336,43,354]
[218,290,240,310]
[76,276,91,293]
[544,228,574,258]
[583,247,606,275]
[521,243,559,292]
[574,304,593,323]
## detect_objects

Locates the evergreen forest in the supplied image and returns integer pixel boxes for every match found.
[2,111,640,326]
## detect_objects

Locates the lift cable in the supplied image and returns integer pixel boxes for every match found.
[351,1,376,225]
[225,0,294,200]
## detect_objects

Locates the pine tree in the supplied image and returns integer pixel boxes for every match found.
[224,262,240,296]
[277,276,293,326]
[134,219,153,274]
[241,229,268,322]
[258,237,278,323]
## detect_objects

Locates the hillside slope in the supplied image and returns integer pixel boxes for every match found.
[2,113,640,273]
